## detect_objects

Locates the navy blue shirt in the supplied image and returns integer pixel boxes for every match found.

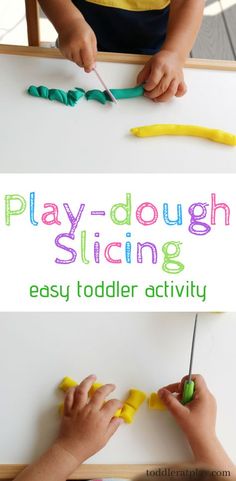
[72,0,170,54]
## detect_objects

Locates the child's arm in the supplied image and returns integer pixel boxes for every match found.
[158,374,235,471]
[14,375,123,481]
[38,0,97,72]
[138,0,205,102]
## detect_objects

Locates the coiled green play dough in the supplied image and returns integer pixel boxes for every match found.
[86,85,144,104]
[27,84,144,106]
[28,85,85,106]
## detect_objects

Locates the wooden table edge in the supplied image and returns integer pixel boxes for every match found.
[0,463,171,479]
[0,44,236,70]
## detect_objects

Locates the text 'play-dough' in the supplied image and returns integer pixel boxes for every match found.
[27,85,144,106]
[130,124,236,146]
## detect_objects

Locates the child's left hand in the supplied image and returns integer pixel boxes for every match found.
[137,50,187,102]
[55,375,124,465]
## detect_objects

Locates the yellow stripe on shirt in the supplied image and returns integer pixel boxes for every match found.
[85,0,170,11]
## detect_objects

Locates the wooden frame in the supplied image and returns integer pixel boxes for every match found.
[25,0,40,46]
[0,463,164,480]
[0,45,236,71]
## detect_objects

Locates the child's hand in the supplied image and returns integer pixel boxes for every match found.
[55,375,123,465]
[137,50,187,102]
[58,18,97,72]
[158,374,217,447]
[158,374,235,471]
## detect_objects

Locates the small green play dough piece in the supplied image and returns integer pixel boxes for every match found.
[27,85,85,106]
[85,89,107,104]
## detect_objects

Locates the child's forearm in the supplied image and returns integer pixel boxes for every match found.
[189,435,235,472]
[14,443,80,481]
[38,0,84,32]
[163,0,205,63]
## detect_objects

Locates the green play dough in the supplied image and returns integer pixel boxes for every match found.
[86,85,145,103]
[27,85,85,106]
[27,84,144,106]
[85,89,107,104]
[107,85,144,100]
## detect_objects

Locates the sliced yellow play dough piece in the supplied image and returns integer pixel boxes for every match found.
[119,404,136,423]
[149,392,167,411]
[126,388,147,409]
[89,382,103,397]
[59,376,78,392]
[130,124,236,146]
[119,388,147,423]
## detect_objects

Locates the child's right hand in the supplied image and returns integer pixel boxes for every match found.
[158,374,217,450]
[158,375,235,471]
[55,375,124,465]
[58,18,97,73]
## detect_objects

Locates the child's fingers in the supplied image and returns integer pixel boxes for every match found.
[90,384,116,410]
[175,81,187,97]
[64,387,76,415]
[180,374,207,396]
[102,399,123,420]
[137,62,151,85]
[92,38,97,64]
[81,45,96,72]
[73,374,97,410]
[71,49,84,67]
[158,388,188,419]
[144,67,164,92]
[153,79,179,102]
[147,74,172,99]
[160,382,182,394]
[106,416,124,438]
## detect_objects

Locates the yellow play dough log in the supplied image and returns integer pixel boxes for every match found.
[149,392,167,411]
[130,124,236,146]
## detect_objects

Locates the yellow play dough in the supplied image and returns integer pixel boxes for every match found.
[119,388,147,423]
[89,382,103,397]
[58,378,146,422]
[59,376,78,392]
[119,404,136,423]
[130,124,236,146]
[125,388,147,409]
[149,392,167,411]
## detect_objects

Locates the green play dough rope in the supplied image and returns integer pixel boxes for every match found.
[86,85,144,104]
[109,85,144,100]
[27,85,85,106]
[27,84,144,106]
